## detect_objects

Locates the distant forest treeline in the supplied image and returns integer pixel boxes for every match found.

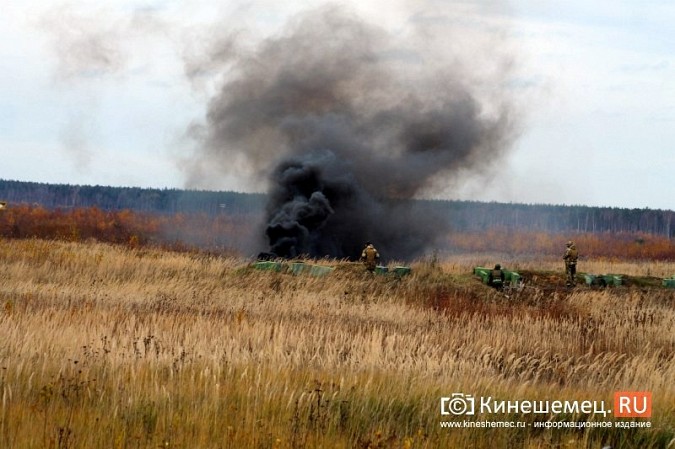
[0,179,263,215]
[1,179,672,238]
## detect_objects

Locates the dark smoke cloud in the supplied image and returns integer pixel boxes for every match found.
[192,4,519,260]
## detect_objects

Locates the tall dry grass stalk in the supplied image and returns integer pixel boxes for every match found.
[0,238,673,448]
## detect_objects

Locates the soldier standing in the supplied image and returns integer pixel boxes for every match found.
[563,241,578,287]
[360,242,380,273]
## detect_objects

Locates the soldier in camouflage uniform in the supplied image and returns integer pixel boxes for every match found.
[360,242,380,273]
[563,241,578,287]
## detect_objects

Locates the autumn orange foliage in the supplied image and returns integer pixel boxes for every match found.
[0,205,257,253]
[445,227,675,260]
[1,205,673,259]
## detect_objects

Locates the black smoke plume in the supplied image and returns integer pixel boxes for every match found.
[194,5,518,260]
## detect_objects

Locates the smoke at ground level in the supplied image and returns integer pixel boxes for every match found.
[188,5,519,259]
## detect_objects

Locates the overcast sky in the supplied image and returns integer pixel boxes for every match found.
[1,0,673,210]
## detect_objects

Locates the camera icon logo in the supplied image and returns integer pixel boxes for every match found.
[441,393,475,416]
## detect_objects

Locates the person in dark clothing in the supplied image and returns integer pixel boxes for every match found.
[488,264,506,289]
[563,241,578,287]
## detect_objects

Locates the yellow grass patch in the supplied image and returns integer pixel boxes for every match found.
[0,239,673,448]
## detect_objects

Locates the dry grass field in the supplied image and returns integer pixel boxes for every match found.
[0,238,674,448]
